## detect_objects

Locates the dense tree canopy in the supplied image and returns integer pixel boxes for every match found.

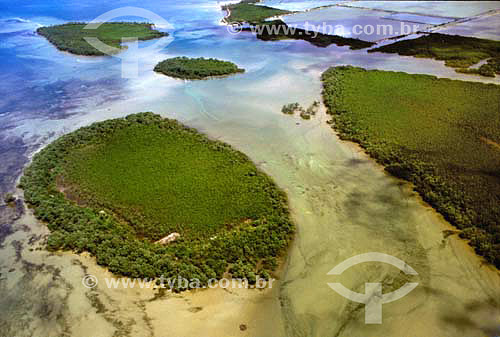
[154,57,245,80]
[322,66,500,268]
[20,113,294,288]
[37,22,168,56]
[369,33,500,77]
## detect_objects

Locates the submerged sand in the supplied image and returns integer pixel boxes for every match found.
[2,103,499,337]
[2,2,500,333]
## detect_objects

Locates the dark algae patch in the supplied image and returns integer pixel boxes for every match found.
[37,22,168,56]
[20,113,294,288]
[321,66,500,268]
[154,57,245,80]
[369,33,500,77]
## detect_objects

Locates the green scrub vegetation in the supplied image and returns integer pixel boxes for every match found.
[223,1,290,24]
[37,22,168,56]
[321,66,500,268]
[281,101,319,120]
[20,113,294,287]
[154,57,244,80]
[369,33,500,77]
[281,102,304,115]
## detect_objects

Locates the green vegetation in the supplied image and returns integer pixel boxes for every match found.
[299,112,311,120]
[281,102,303,115]
[247,20,375,49]
[456,59,500,77]
[282,101,320,120]
[369,33,500,77]
[306,100,320,115]
[222,1,373,49]
[154,57,244,80]
[322,66,500,268]
[223,1,290,24]
[20,113,294,287]
[37,22,167,56]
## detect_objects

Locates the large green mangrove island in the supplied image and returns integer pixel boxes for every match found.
[37,22,168,56]
[154,57,245,80]
[369,33,500,77]
[20,113,294,287]
[322,66,500,267]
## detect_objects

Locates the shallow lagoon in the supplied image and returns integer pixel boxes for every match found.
[281,6,430,41]
[256,0,344,12]
[344,1,500,18]
[435,12,500,40]
[0,0,500,336]
[383,12,455,25]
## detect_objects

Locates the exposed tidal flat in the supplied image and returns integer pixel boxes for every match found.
[1,0,500,336]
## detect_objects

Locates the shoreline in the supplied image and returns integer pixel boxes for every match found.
[3,87,500,336]
[2,0,500,334]
[321,66,500,270]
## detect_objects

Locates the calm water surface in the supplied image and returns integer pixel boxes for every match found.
[0,1,499,336]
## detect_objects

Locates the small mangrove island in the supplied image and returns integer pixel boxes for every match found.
[322,66,500,268]
[369,33,500,77]
[37,22,168,56]
[20,113,294,288]
[281,101,320,120]
[154,56,245,80]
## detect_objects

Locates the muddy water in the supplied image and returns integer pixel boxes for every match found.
[1,1,500,336]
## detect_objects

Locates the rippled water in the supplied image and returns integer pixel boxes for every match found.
[0,1,499,336]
